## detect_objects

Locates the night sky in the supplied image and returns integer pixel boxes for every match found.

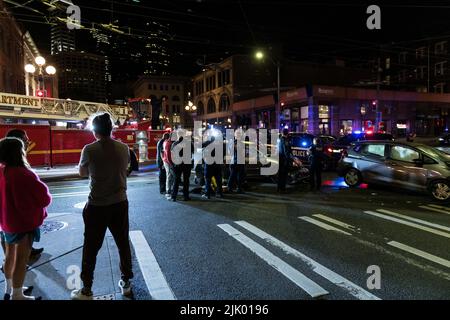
[7,0,450,75]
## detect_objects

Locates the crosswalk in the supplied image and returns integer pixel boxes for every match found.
[297,205,450,282]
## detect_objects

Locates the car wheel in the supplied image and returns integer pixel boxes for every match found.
[430,180,450,202]
[344,168,362,187]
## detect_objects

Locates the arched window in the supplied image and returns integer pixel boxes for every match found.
[207,98,216,114]
[197,101,204,115]
[219,94,230,112]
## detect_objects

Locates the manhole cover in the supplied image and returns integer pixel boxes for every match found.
[41,221,68,234]
[94,294,115,300]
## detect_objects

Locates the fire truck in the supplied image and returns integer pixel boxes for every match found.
[0,91,171,167]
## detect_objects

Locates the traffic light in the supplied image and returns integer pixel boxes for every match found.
[371,100,377,112]
[36,89,45,97]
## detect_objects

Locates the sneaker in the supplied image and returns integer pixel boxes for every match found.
[201,194,210,200]
[23,286,34,295]
[118,280,132,297]
[70,288,93,300]
[30,247,44,257]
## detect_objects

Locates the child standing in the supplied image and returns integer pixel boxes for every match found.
[0,137,51,300]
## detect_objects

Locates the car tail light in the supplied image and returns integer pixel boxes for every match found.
[327,147,333,153]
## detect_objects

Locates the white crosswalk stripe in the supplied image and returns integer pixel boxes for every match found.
[234,221,380,300]
[298,216,352,235]
[218,224,329,298]
[129,230,176,300]
[427,204,450,212]
[364,211,450,239]
[376,209,450,232]
[388,241,450,269]
[419,205,450,215]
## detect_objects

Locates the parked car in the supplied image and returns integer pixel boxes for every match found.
[438,133,450,146]
[337,141,450,202]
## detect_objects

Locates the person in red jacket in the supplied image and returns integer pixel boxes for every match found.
[0,137,51,300]
[162,132,175,199]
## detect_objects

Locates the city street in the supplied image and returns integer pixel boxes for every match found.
[2,171,448,300]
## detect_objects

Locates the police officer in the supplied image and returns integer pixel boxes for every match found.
[309,142,324,191]
[171,131,193,202]
[277,129,292,192]
[202,134,224,199]
[227,129,246,193]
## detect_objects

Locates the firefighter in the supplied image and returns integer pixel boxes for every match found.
[309,142,324,191]
[277,129,292,193]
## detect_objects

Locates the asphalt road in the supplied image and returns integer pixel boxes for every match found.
[27,171,450,300]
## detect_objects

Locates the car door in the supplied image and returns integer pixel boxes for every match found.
[357,143,388,183]
[385,145,428,191]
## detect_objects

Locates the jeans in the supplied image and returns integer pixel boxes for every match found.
[80,200,133,289]
[159,165,166,193]
[227,164,245,191]
[172,164,192,199]
[163,162,175,195]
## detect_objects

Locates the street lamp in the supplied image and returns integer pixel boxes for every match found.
[255,50,281,130]
[25,56,57,97]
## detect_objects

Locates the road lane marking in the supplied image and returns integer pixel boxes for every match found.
[298,216,352,236]
[420,205,450,215]
[364,211,450,239]
[312,214,357,232]
[51,192,90,198]
[49,185,89,191]
[427,204,450,212]
[234,221,380,300]
[74,202,87,209]
[129,230,176,300]
[388,241,450,269]
[218,224,329,298]
[376,209,450,232]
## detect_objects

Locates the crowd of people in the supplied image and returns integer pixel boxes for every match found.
[0,117,324,301]
[156,128,325,201]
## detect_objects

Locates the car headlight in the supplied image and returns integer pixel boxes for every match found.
[439,138,444,141]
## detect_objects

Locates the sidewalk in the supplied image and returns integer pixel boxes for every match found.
[0,212,150,300]
[34,161,158,182]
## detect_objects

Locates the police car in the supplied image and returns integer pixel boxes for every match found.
[289,133,316,166]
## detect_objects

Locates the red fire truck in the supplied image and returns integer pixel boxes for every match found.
[0,124,171,167]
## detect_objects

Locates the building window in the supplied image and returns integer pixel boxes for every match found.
[207,97,216,113]
[197,101,204,115]
[385,75,391,85]
[435,41,447,55]
[416,47,426,59]
[434,83,445,94]
[219,94,230,112]
[160,84,164,90]
[340,120,353,135]
[318,105,329,119]
[399,70,408,82]
[416,66,426,80]
[172,95,180,102]
[435,61,446,76]
[385,58,390,70]
[165,85,169,91]
[399,51,408,64]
